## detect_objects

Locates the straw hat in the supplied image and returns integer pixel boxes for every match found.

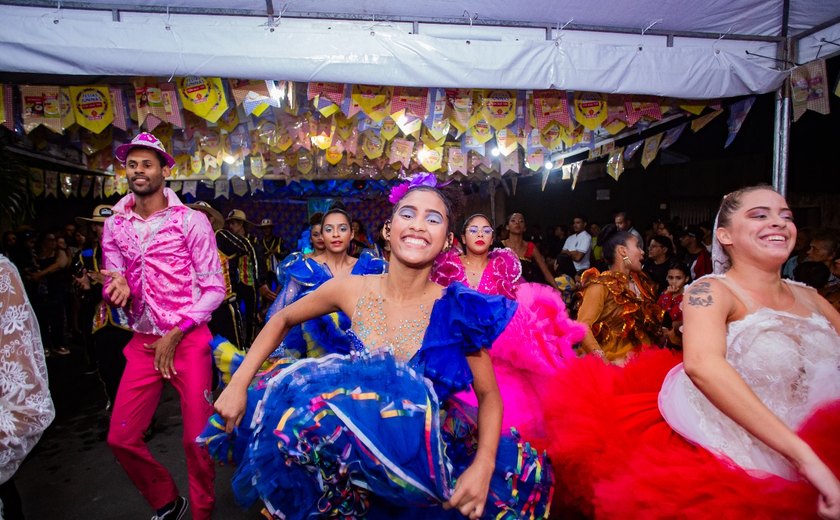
[75,205,114,225]
[187,201,224,231]
[226,209,253,226]
[257,218,273,228]
[115,132,176,168]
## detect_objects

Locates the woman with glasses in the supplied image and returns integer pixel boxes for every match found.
[431,214,585,447]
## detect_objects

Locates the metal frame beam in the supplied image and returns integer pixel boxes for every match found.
[0,0,784,42]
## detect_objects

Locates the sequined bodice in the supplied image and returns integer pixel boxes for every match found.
[352,292,432,363]
[660,277,840,479]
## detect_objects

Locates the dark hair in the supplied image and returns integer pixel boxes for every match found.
[351,219,367,235]
[320,205,352,228]
[391,184,464,234]
[716,184,776,229]
[506,212,525,225]
[648,234,674,257]
[810,228,840,261]
[614,210,631,222]
[601,229,636,266]
[793,261,830,289]
[461,213,494,237]
[572,214,588,224]
[666,261,691,280]
[555,254,577,278]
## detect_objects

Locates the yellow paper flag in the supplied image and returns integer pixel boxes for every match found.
[70,86,114,134]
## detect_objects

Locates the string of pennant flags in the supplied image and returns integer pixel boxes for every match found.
[0,58,833,200]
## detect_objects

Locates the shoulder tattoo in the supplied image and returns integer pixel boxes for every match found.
[686,281,714,307]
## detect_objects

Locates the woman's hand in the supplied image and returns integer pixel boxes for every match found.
[798,452,840,519]
[214,383,248,434]
[443,458,493,519]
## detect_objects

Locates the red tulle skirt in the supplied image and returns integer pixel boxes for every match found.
[542,348,840,519]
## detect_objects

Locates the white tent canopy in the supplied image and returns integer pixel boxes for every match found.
[1,1,838,99]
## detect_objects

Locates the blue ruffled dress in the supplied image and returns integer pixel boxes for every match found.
[265,249,388,358]
[200,283,554,519]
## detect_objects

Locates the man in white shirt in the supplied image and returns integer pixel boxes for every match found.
[561,215,592,272]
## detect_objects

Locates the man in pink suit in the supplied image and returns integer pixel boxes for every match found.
[101,132,225,520]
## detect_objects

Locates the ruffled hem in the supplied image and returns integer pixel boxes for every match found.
[210,350,553,519]
[541,347,840,519]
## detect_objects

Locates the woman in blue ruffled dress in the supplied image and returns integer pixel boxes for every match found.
[263,206,387,359]
[206,178,553,519]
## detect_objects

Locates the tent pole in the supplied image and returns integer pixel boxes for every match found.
[772,88,790,197]
[772,2,791,197]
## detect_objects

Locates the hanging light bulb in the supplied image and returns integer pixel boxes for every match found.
[544,160,554,170]
[491,147,500,157]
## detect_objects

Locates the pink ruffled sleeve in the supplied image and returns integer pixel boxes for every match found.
[486,248,522,299]
[430,248,468,287]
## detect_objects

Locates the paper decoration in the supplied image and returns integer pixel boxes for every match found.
[424,88,449,139]
[44,171,58,197]
[352,85,391,122]
[249,177,264,194]
[214,179,230,199]
[116,173,129,195]
[28,168,45,197]
[230,175,248,196]
[177,76,229,123]
[182,180,198,197]
[389,138,414,168]
[481,90,517,131]
[93,175,104,199]
[791,59,830,121]
[540,169,551,191]
[659,123,687,150]
[569,161,581,190]
[447,89,473,134]
[725,97,755,148]
[604,96,628,135]
[0,85,6,129]
[573,92,608,131]
[606,148,625,180]
[21,85,62,134]
[533,90,571,130]
[109,88,128,131]
[103,176,116,197]
[79,175,92,198]
[325,143,344,166]
[624,140,644,160]
[500,149,520,174]
[447,146,467,175]
[691,108,723,133]
[360,130,385,160]
[391,87,428,120]
[641,133,663,169]
[59,89,75,131]
[625,97,662,126]
[418,144,443,172]
[679,100,708,115]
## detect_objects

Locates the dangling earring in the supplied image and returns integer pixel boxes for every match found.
[383,220,391,240]
[622,255,631,265]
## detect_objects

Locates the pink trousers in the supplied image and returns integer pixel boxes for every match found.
[107,326,215,520]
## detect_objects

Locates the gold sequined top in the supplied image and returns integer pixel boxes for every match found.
[577,268,664,362]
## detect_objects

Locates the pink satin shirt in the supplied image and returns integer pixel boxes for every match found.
[102,188,225,336]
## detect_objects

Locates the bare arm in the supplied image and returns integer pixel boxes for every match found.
[445,349,501,519]
[562,249,585,262]
[215,277,357,431]
[682,279,840,518]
